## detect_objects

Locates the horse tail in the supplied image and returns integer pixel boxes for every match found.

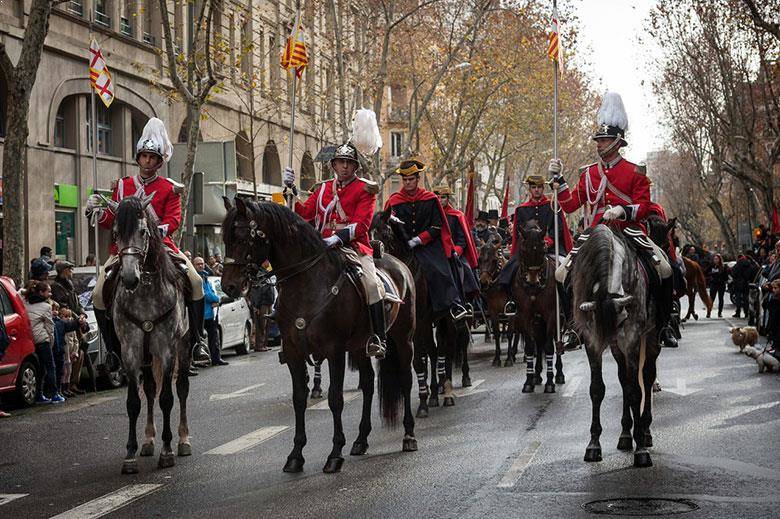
[695,266,712,311]
[378,337,402,426]
[453,323,469,369]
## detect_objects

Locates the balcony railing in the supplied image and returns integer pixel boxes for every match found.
[120,17,133,37]
[68,1,83,16]
[94,10,111,27]
[143,32,156,45]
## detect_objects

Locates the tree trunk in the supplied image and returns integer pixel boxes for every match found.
[178,103,202,252]
[0,0,55,283]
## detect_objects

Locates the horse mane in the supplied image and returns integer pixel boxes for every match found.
[115,196,181,288]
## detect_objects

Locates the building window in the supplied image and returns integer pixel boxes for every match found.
[86,98,113,155]
[269,34,278,93]
[95,0,111,27]
[54,110,65,148]
[391,132,403,158]
[68,0,84,16]
[143,1,154,45]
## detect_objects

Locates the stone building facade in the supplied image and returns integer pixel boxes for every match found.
[0,0,347,265]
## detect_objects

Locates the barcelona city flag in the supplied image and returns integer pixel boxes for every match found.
[280,14,308,79]
[89,38,114,108]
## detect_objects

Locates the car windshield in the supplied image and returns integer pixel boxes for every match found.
[71,272,97,311]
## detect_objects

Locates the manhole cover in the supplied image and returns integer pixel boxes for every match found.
[582,498,699,516]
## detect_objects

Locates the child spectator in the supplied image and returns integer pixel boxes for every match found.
[23,281,62,404]
[54,306,83,398]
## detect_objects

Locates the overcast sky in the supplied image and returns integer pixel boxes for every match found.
[570,0,661,163]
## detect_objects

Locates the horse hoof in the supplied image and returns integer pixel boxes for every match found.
[416,405,429,418]
[310,388,323,399]
[443,396,455,407]
[428,396,440,407]
[522,383,534,393]
[492,358,501,367]
[140,443,154,457]
[617,436,633,451]
[350,441,369,456]
[584,447,602,462]
[693,314,698,321]
[534,374,543,385]
[323,457,344,474]
[462,376,472,388]
[121,459,139,475]
[402,437,418,452]
[158,453,175,469]
[544,383,555,394]
[283,457,305,473]
[644,433,653,448]
[634,451,653,468]
[555,373,566,385]
[177,442,192,457]
[503,358,514,367]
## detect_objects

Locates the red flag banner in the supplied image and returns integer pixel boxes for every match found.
[772,207,780,234]
[464,171,475,228]
[500,179,510,220]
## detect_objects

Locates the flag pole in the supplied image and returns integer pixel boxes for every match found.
[89,25,103,364]
[284,2,301,210]
[551,0,562,352]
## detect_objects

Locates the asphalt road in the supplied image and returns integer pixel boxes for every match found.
[1,298,778,519]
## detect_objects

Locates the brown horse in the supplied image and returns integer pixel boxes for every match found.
[221,198,417,473]
[476,228,518,367]
[511,223,565,393]
[681,257,713,321]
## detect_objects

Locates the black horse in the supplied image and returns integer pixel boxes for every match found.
[371,210,469,418]
[221,198,417,473]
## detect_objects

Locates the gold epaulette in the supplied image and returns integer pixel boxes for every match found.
[359,177,379,195]
[165,176,185,194]
[635,163,647,175]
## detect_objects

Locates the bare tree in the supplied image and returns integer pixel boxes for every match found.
[0,0,61,282]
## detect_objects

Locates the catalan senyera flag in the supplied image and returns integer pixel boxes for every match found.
[280,14,308,79]
[89,38,114,108]
[547,7,564,70]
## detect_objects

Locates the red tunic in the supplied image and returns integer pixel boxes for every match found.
[295,176,376,256]
[98,174,182,255]
[558,158,651,231]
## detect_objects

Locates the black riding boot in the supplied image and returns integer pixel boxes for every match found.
[558,281,581,351]
[367,302,387,358]
[94,309,121,371]
[188,299,211,362]
[658,276,678,348]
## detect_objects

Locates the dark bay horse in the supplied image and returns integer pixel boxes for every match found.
[571,224,660,468]
[476,229,518,367]
[221,198,417,473]
[109,194,191,474]
[371,210,469,418]
[511,223,564,393]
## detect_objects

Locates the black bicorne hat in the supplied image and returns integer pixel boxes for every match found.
[476,210,490,222]
[487,209,499,220]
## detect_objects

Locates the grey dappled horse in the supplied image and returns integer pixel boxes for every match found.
[571,224,660,468]
[110,194,191,474]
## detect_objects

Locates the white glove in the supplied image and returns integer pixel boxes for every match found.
[602,205,626,221]
[283,166,295,187]
[548,158,563,175]
[86,194,103,211]
[389,214,405,226]
[407,237,422,249]
[323,235,341,248]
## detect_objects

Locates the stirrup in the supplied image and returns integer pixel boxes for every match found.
[464,302,474,318]
[366,336,386,359]
[562,329,581,351]
[450,304,468,321]
[503,301,517,316]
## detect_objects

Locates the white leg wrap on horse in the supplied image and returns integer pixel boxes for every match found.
[437,356,446,377]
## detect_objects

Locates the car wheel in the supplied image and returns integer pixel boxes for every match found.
[235,322,251,355]
[15,359,38,407]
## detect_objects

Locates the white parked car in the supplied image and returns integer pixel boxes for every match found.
[208,276,253,355]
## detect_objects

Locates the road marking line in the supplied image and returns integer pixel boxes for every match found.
[0,494,28,506]
[309,391,361,410]
[49,484,163,519]
[497,441,541,488]
[209,383,266,401]
[453,379,485,397]
[48,396,118,414]
[205,426,289,455]
[562,375,582,398]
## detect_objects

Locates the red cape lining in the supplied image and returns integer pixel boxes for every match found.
[385,189,455,258]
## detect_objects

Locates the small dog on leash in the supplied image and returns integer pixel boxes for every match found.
[730,326,758,352]
[743,345,780,373]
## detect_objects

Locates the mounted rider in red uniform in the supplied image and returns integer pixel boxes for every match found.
[549,92,675,346]
[86,118,210,369]
[284,142,390,358]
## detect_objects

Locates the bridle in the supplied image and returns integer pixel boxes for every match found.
[116,217,151,278]
[518,229,548,289]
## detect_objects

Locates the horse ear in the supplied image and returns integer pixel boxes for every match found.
[141,191,156,209]
[222,196,234,212]
[235,196,247,216]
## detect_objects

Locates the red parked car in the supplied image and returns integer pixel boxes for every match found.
[0,276,39,406]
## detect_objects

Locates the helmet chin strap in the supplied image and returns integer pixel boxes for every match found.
[597,136,622,162]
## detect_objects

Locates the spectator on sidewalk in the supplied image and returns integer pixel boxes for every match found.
[28,257,53,283]
[193,256,228,366]
[706,254,729,319]
[24,281,63,404]
[764,280,780,361]
[732,251,759,319]
[83,254,96,267]
[54,305,84,398]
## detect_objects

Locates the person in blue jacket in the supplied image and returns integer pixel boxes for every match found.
[194,256,228,366]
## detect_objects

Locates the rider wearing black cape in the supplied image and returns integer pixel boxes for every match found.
[385,158,468,321]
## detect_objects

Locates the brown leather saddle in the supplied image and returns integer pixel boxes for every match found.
[103,254,192,314]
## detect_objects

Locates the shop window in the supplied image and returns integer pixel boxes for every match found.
[55,210,76,262]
